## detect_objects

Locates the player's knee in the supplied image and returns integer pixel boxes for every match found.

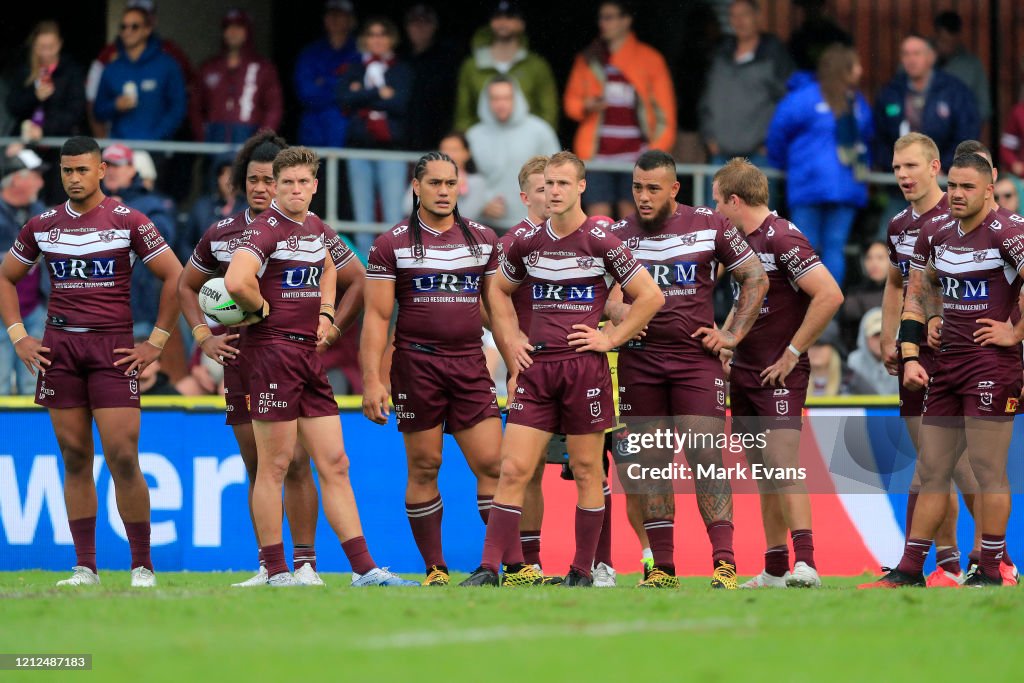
[408,452,442,486]
[105,449,142,483]
[317,449,350,482]
[498,454,532,488]
[569,459,602,487]
[285,452,312,481]
[967,458,1005,489]
[60,444,94,477]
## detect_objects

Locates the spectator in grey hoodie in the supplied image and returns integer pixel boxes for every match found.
[699,0,792,164]
[465,75,559,230]
[847,307,898,395]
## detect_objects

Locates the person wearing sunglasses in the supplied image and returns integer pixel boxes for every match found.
[92,5,186,142]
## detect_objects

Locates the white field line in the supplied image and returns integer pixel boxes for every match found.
[356,616,757,650]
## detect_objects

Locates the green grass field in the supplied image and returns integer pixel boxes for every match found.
[1,571,1022,682]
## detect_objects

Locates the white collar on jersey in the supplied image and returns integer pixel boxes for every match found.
[269,199,305,225]
[64,200,81,218]
[244,207,256,224]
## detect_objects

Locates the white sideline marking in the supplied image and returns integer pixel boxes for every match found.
[357,616,756,650]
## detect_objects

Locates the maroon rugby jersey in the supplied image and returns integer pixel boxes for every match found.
[612,205,754,353]
[910,210,1024,352]
[235,200,355,347]
[887,195,949,294]
[501,216,644,361]
[10,198,169,332]
[498,218,539,334]
[367,217,499,356]
[731,214,822,372]
[189,207,257,276]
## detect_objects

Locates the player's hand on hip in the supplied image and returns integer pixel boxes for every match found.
[361,379,390,425]
[692,326,736,354]
[511,332,534,371]
[719,347,733,379]
[760,351,797,387]
[199,333,240,366]
[974,318,1022,347]
[14,336,50,375]
[902,359,929,391]
[568,324,613,353]
[927,317,943,349]
[113,341,161,376]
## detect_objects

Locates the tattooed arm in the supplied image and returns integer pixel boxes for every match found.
[692,256,768,354]
[900,262,940,390]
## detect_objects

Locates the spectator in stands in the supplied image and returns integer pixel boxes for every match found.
[847,307,898,395]
[933,11,991,123]
[0,147,48,394]
[405,132,489,219]
[788,0,851,72]
[92,5,187,141]
[401,4,458,151]
[337,17,413,256]
[178,151,242,262]
[85,0,194,138]
[293,0,360,148]
[999,98,1024,178]
[190,9,283,143]
[101,143,177,338]
[873,35,979,172]
[994,177,1020,214]
[808,321,847,397]
[6,21,85,142]
[767,43,872,286]
[454,0,558,131]
[699,1,791,173]
[838,241,887,352]
[563,0,676,219]
[466,75,559,231]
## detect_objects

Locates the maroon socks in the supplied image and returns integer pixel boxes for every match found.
[68,516,97,573]
[571,506,605,578]
[644,518,675,574]
[123,520,152,571]
[406,495,446,570]
[341,536,376,575]
[707,521,735,566]
[481,504,522,573]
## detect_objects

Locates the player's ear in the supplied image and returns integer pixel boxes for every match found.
[672,180,681,196]
[311,177,318,195]
[98,160,107,180]
[579,178,586,195]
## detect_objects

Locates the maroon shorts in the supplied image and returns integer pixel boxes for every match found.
[507,353,614,435]
[729,365,808,431]
[897,348,936,417]
[222,356,251,426]
[922,349,1023,420]
[246,341,338,422]
[617,349,726,417]
[35,328,139,410]
[390,348,499,433]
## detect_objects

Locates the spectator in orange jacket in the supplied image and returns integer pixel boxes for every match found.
[563,1,675,219]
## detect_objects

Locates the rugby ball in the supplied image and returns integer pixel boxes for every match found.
[199,277,247,326]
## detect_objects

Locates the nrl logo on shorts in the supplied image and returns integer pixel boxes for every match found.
[99,230,117,243]
[287,235,299,251]
[48,228,61,242]
[577,256,595,270]
[679,233,697,247]
[980,392,993,408]
[590,401,602,417]
[626,237,641,250]
[527,251,540,266]
[776,400,789,414]
[130,379,138,394]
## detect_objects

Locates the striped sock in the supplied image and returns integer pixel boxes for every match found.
[895,537,932,575]
[481,504,522,573]
[571,505,606,578]
[520,530,541,566]
[476,495,493,525]
[980,534,1006,580]
[406,495,445,570]
[764,545,790,577]
[293,544,316,572]
[935,546,961,575]
[707,521,735,566]
[791,528,816,569]
[257,546,265,569]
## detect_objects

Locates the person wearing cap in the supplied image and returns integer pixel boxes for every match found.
[101,144,178,341]
[190,9,283,143]
[92,4,187,141]
[85,1,194,139]
[0,148,48,394]
[454,0,558,132]
[401,4,459,151]
[294,0,361,147]
[178,151,243,263]
[847,306,898,395]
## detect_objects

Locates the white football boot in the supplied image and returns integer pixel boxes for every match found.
[293,562,326,586]
[592,562,617,587]
[56,566,101,586]
[266,571,299,586]
[231,566,269,587]
[786,561,822,588]
[130,566,157,587]
[740,570,790,588]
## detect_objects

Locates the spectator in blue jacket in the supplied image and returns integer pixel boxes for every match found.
[294,0,361,147]
[767,44,872,286]
[92,5,186,141]
[100,143,177,337]
[337,17,413,256]
[873,35,979,172]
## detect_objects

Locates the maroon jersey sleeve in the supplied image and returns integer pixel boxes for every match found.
[323,227,356,271]
[714,216,755,271]
[10,219,41,266]
[885,212,905,267]
[483,232,500,275]
[597,229,643,287]
[909,224,934,272]
[998,223,1024,274]
[772,224,822,286]
[500,233,528,284]
[189,227,218,274]
[366,231,397,281]
[236,222,278,265]
[128,215,171,264]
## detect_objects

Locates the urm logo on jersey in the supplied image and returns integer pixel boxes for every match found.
[939,276,988,301]
[281,266,321,289]
[49,257,116,280]
[648,261,698,288]
[411,273,481,293]
[532,282,596,301]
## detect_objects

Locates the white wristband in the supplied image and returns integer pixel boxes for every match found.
[787,343,801,358]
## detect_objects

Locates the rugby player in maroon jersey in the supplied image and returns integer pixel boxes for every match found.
[178,131,357,586]
[461,151,664,587]
[713,158,843,589]
[360,151,504,586]
[880,133,980,587]
[862,153,1024,588]
[0,136,183,587]
[224,147,416,587]
[608,150,768,588]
